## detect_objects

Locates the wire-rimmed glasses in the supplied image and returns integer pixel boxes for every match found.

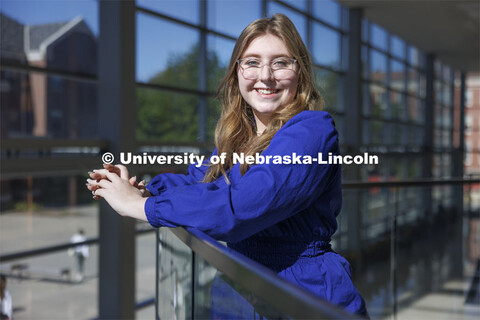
[237,57,297,80]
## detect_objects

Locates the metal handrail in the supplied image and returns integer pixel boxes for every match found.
[1,178,477,262]
[169,227,363,320]
[0,228,155,262]
[342,177,480,188]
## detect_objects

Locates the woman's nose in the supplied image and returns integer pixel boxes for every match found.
[258,64,274,81]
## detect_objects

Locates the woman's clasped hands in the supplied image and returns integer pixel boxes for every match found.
[86,164,149,221]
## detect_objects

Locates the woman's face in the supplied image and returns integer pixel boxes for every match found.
[237,33,298,128]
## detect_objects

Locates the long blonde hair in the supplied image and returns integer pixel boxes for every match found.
[204,14,323,183]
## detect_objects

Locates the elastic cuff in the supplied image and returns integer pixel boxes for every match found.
[144,196,160,227]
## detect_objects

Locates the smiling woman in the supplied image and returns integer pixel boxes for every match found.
[87,13,368,317]
[237,34,299,133]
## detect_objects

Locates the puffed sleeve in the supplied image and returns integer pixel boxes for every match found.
[146,161,210,196]
[144,111,340,243]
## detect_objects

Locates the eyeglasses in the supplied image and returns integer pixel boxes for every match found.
[237,57,297,80]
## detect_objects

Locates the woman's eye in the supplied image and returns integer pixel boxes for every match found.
[245,59,260,67]
[273,59,289,67]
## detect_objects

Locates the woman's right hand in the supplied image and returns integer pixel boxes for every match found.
[87,164,151,199]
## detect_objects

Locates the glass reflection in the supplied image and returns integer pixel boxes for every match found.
[136,88,199,142]
[136,13,199,87]
[316,68,343,112]
[390,91,405,120]
[268,2,307,43]
[0,70,97,139]
[313,0,341,28]
[370,23,388,51]
[390,60,405,92]
[282,0,307,10]
[391,36,405,60]
[391,123,404,145]
[206,35,234,91]
[369,83,388,118]
[370,50,387,84]
[312,22,341,68]
[363,119,387,145]
[207,0,261,38]
[137,0,199,25]
[157,228,192,320]
[0,1,98,75]
[407,67,419,96]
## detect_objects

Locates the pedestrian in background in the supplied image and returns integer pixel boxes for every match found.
[70,229,89,282]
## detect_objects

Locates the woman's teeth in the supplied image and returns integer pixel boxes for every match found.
[256,89,279,94]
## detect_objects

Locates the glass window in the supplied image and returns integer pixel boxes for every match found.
[443,83,452,106]
[0,0,98,75]
[136,13,199,88]
[442,107,452,129]
[136,231,156,319]
[0,174,99,317]
[370,50,387,85]
[390,91,405,120]
[207,97,221,142]
[434,105,443,128]
[419,73,426,98]
[390,60,405,92]
[136,88,200,142]
[137,0,199,25]
[407,67,419,96]
[408,46,420,68]
[315,68,344,112]
[391,35,405,60]
[362,83,371,116]
[312,22,341,68]
[206,35,235,91]
[407,96,424,124]
[313,0,341,28]
[369,83,388,118]
[434,60,443,78]
[370,23,388,51]
[0,70,97,139]
[391,123,404,145]
[207,0,261,37]
[268,2,307,43]
[406,125,423,147]
[282,0,307,10]
[363,119,387,145]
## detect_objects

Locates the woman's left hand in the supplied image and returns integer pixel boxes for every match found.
[87,169,148,221]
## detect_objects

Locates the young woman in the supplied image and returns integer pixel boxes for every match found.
[87,14,368,316]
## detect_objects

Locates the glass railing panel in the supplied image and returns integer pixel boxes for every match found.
[135,226,156,319]
[0,246,98,319]
[193,253,293,319]
[157,227,362,320]
[156,227,193,320]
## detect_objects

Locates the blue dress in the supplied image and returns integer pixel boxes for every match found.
[145,111,368,316]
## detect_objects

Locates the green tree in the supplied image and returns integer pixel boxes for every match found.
[137,44,226,142]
